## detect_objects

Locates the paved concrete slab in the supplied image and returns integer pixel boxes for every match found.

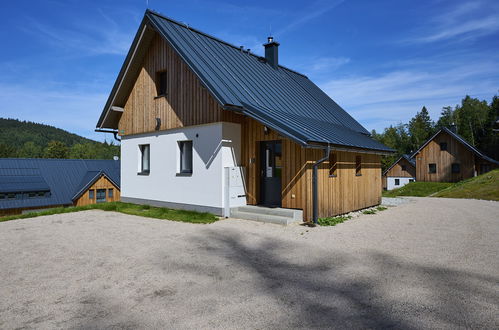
[1,197,498,329]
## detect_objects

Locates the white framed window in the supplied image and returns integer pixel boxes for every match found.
[178,140,193,175]
[139,144,150,175]
[395,179,400,186]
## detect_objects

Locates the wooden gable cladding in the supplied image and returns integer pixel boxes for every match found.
[241,117,382,221]
[415,130,475,182]
[118,32,241,136]
[74,175,120,207]
[385,158,416,178]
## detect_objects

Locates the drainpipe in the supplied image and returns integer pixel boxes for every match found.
[312,146,330,225]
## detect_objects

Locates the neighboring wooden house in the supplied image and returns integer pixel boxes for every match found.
[0,159,120,216]
[95,10,392,224]
[382,155,416,190]
[412,127,498,182]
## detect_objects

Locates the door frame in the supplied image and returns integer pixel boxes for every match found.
[258,140,282,207]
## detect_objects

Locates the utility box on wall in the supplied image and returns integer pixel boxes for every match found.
[224,166,246,217]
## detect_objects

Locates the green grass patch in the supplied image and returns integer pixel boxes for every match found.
[376,206,388,211]
[0,202,218,224]
[362,209,377,215]
[382,169,499,201]
[382,182,453,197]
[433,169,499,201]
[318,215,352,226]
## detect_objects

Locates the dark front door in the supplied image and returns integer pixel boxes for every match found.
[260,140,282,207]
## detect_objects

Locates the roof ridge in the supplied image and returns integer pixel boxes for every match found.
[145,9,308,78]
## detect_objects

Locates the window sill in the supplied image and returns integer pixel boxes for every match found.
[137,171,150,176]
[329,175,337,178]
[356,174,362,176]
[154,94,167,99]
[176,172,192,177]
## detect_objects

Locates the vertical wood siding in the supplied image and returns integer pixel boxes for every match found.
[385,158,416,178]
[241,118,382,221]
[415,131,476,182]
[74,176,121,207]
[118,32,241,136]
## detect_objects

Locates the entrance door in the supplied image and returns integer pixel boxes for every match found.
[260,140,282,206]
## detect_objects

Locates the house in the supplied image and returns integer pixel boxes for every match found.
[412,127,498,182]
[382,154,416,190]
[0,159,120,216]
[95,10,392,223]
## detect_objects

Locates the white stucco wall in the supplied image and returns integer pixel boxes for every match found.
[120,122,242,214]
[387,177,415,190]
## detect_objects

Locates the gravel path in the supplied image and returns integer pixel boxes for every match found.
[1,197,498,329]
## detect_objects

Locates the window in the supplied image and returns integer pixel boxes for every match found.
[429,163,437,174]
[329,152,338,177]
[355,156,362,176]
[440,142,447,151]
[108,188,113,198]
[395,179,400,186]
[89,189,95,199]
[156,71,167,96]
[401,165,407,171]
[451,163,460,174]
[7,193,15,199]
[409,179,415,182]
[0,193,5,199]
[96,189,106,203]
[28,192,36,198]
[139,144,150,174]
[178,141,193,174]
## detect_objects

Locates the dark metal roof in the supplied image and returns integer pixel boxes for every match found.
[0,159,120,210]
[412,127,499,165]
[97,10,393,153]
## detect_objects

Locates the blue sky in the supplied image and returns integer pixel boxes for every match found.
[1,0,498,142]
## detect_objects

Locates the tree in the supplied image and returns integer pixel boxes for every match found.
[18,141,42,158]
[436,106,455,129]
[453,96,489,146]
[408,106,434,151]
[43,140,69,159]
[0,143,17,157]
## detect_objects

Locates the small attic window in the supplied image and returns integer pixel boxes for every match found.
[156,71,167,96]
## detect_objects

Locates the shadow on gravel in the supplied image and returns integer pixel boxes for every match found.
[173,229,498,329]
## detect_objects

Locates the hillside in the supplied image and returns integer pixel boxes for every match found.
[0,118,119,159]
[383,169,499,201]
[433,169,499,201]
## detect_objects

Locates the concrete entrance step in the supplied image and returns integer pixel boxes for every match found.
[230,205,303,225]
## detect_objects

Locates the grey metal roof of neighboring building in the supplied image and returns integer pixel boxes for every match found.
[97,10,393,153]
[0,159,120,210]
[412,127,499,165]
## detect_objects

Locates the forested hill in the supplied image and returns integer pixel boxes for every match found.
[0,118,119,159]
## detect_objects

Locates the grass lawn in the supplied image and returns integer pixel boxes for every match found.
[0,202,218,224]
[383,182,453,197]
[383,169,499,201]
[433,169,499,201]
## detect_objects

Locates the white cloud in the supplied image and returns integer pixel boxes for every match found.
[307,57,351,72]
[320,62,499,131]
[0,82,109,142]
[274,0,345,37]
[408,1,499,43]
[20,11,135,56]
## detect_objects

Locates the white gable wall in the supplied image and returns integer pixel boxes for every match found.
[120,122,242,214]
[386,177,415,190]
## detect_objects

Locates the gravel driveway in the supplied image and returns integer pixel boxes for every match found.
[1,197,498,329]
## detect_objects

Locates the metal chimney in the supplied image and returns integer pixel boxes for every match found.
[264,37,280,68]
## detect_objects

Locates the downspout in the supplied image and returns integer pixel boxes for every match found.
[312,145,330,225]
